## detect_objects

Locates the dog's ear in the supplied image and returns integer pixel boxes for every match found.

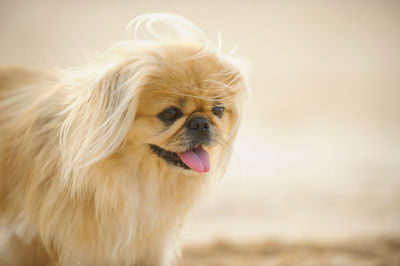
[59,57,153,181]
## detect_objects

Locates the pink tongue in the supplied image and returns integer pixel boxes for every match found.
[178,146,210,173]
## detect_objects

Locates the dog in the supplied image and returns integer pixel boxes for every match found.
[0,13,249,265]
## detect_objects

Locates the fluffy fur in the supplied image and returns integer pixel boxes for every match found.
[0,14,249,265]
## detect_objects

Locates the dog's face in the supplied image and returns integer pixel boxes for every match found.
[126,44,245,174]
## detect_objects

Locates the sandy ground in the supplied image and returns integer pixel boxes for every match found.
[180,239,400,266]
[1,1,400,265]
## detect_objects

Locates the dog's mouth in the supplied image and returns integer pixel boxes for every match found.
[149,144,210,173]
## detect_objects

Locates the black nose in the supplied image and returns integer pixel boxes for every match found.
[186,117,210,132]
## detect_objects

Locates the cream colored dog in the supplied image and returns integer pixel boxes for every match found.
[0,14,249,265]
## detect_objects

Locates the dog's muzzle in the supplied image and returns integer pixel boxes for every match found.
[185,116,212,148]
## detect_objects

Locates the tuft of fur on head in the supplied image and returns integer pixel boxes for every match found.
[0,13,249,265]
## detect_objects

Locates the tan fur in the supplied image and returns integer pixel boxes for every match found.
[0,14,248,266]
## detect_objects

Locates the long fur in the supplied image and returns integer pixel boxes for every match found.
[0,14,249,265]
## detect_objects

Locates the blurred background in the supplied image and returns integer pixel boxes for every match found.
[1,0,399,265]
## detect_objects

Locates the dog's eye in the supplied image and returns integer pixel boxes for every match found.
[158,107,182,124]
[212,106,225,119]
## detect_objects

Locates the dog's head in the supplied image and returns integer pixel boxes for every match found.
[127,43,246,174]
[60,14,249,181]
